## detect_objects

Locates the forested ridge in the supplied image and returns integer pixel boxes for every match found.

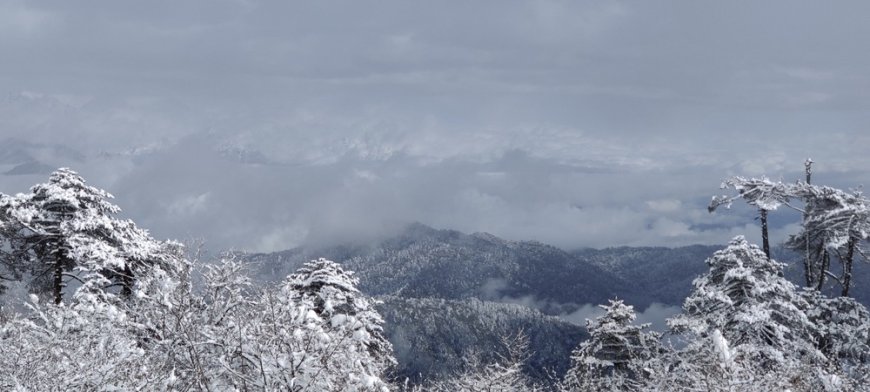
[1,166,870,391]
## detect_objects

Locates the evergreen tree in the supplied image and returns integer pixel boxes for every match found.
[0,168,178,303]
[256,258,395,391]
[801,289,870,366]
[669,236,824,371]
[561,299,661,392]
[709,164,870,295]
[709,176,794,259]
[786,184,870,296]
[286,258,395,371]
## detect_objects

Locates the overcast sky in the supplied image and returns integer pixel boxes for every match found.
[1,1,869,252]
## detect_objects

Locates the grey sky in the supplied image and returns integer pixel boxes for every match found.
[1,1,869,252]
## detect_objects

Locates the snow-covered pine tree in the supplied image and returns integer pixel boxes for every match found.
[709,176,794,259]
[709,164,870,295]
[287,258,394,367]
[256,258,395,391]
[786,184,870,296]
[561,299,661,392]
[669,236,824,373]
[801,289,870,367]
[0,168,119,303]
[0,168,179,303]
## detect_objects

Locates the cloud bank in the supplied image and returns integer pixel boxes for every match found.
[2,1,870,252]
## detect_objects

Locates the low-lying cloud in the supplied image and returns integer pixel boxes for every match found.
[3,1,870,252]
[0,122,858,253]
[559,302,682,333]
[483,281,681,333]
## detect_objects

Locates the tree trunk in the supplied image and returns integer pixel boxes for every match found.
[804,253,813,287]
[760,209,770,260]
[841,238,856,297]
[121,264,134,299]
[804,249,813,287]
[816,248,829,291]
[804,158,813,287]
[53,248,66,304]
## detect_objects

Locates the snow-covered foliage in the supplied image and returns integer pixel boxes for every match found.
[0,169,397,391]
[657,236,869,391]
[285,258,393,362]
[801,289,870,365]
[561,299,662,392]
[255,258,395,391]
[787,184,870,249]
[0,168,180,304]
[648,329,856,392]
[1,255,398,391]
[709,164,870,295]
[785,183,870,294]
[670,236,823,369]
[129,256,261,390]
[418,331,545,392]
[0,291,151,390]
[127,255,397,391]
[709,176,795,212]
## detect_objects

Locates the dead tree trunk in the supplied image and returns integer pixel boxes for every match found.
[803,158,814,287]
[760,208,770,260]
[816,249,829,291]
[842,238,856,297]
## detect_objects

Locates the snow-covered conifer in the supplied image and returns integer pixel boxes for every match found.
[709,165,870,295]
[0,168,179,303]
[561,299,661,392]
[709,176,795,259]
[654,237,870,391]
[801,289,870,366]
[255,258,395,391]
[669,236,823,370]
[786,184,870,295]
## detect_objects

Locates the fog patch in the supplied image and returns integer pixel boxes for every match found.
[387,324,413,363]
[633,302,682,332]
[558,303,605,326]
[490,290,586,316]
[481,278,682,332]
[479,278,509,300]
[560,302,681,332]
[0,277,34,315]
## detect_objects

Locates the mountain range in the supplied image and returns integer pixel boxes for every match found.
[243,224,709,382]
[242,223,870,382]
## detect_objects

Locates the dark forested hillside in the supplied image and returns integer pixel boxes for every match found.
[248,224,733,309]
[570,245,722,306]
[250,223,637,308]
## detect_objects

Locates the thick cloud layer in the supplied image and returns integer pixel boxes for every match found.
[1,1,869,252]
